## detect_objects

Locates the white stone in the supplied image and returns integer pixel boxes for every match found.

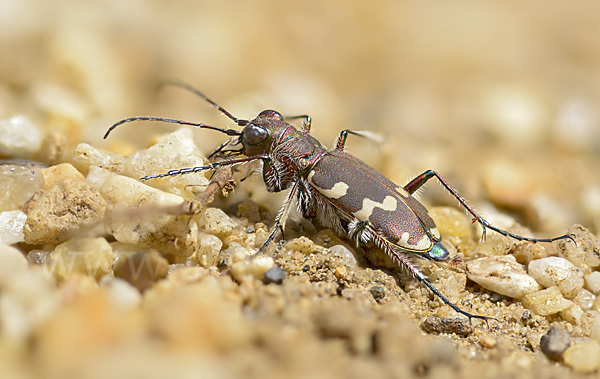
[45,238,114,281]
[561,305,584,325]
[0,115,42,156]
[585,271,600,295]
[528,256,584,297]
[123,128,209,196]
[466,255,540,299]
[0,210,27,244]
[100,174,198,261]
[227,243,274,282]
[85,166,116,190]
[197,207,236,237]
[329,245,357,268]
[521,286,574,316]
[0,165,43,211]
[574,288,596,311]
[72,142,125,175]
[196,233,223,268]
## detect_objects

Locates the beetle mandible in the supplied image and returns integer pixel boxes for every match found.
[104,80,574,322]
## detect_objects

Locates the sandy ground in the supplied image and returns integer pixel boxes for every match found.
[1,1,600,378]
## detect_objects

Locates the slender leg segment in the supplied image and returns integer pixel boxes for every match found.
[284,115,312,133]
[374,233,493,322]
[255,179,301,255]
[335,129,384,151]
[403,170,575,244]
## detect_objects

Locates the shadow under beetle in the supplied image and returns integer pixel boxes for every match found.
[104,80,574,322]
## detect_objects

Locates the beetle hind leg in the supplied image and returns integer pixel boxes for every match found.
[403,170,575,244]
[376,236,493,322]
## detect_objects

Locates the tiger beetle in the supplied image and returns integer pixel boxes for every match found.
[104,80,575,323]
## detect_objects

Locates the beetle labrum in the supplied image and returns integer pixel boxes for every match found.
[104,81,574,322]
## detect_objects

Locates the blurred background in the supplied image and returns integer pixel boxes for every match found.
[1,0,599,233]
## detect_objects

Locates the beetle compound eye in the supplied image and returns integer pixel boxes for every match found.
[243,124,269,145]
[258,110,284,121]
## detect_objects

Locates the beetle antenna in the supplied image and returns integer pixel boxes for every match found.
[158,79,248,127]
[103,116,242,139]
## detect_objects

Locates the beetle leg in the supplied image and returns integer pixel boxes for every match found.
[207,138,242,160]
[284,115,312,133]
[254,179,301,255]
[403,170,575,244]
[375,235,493,322]
[334,130,384,151]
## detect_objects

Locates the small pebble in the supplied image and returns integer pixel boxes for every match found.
[334,266,348,279]
[23,178,107,245]
[122,127,209,195]
[101,174,198,261]
[540,325,570,359]
[557,225,600,268]
[195,233,223,268]
[573,288,595,310]
[512,242,547,265]
[0,164,43,212]
[521,286,574,316]
[528,257,584,297]
[329,245,357,268]
[466,255,540,298]
[39,163,85,190]
[419,317,472,337]
[27,250,49,265]
[263,266,287,284]
[45,238,114,282]
[527,257,575,287]
[478,334,497,349]
[0,210,27,244]
[0,115,42,157]
[580,310,600,340]
[561,305,584,325]
[72,142,125,175]
[562,339,600,373]
[584,271,600,295]
[197,207,237,237]
[369,286,385,301]
[228,245,274,282]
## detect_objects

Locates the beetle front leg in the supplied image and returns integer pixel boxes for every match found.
[403,170,575,244]
[254,179,301,255]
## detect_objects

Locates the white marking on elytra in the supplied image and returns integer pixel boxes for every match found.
[307,171,349,199]
[429,227,441,240]
[397,231,431,250]
[353,195,397,220]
